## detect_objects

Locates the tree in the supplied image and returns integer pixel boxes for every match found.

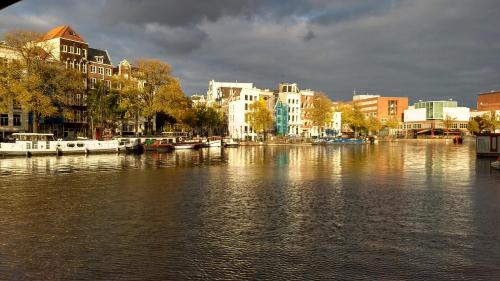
[481,111,498,132]
[113,74,142,135]
[468,119,480,135]
[191,104,224,136]
[2,29,80,133]
[338,103,366,137]
[305,92,333,136]
[383,116,400,136]
[246,98,273,140]
[132,59,184,135]
[366,116,382,135]
[87,81,121,139]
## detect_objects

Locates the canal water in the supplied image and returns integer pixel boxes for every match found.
[0,141,499,280]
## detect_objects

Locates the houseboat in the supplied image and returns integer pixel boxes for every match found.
[476,133,500,157]
[223,138,239,148]
[0,133,120,157]
[206,136,223,147]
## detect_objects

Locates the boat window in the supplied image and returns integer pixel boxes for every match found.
[77,143,84,147]
[67,143,75,148]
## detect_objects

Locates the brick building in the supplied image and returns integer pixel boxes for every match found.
[38,25,89,137]
[477,91,500,111]
[352,94,408,122]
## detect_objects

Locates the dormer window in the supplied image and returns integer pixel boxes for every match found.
[96,56,103,63]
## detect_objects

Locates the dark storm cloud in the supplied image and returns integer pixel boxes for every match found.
[100,0,263,27]
[1,0,500,106]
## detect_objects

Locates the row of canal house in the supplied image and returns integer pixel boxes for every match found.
[205,80,342,141]
[0,25,146,139]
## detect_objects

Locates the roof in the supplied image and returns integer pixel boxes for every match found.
[87,47,112,65]
[40,25,86,43]
[478,91,500,96]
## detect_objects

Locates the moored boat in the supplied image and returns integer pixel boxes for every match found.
[174,142,203,150]
[0,133,119,157]
[206,136,223,147]
[223,138,239,148]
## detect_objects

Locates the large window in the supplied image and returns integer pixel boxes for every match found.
[98,67,104,75]
[0,114,8,126]
[90,66,96,73]
[13,114,21,126]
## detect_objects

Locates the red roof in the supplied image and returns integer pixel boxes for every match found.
[40,25,86,43]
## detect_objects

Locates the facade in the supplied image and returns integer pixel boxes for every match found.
[274,97,289,136]
[191,94,206,106]
[477,91,500,111]
[87,48,113,90]
[352,93,408,122]
[276,83,302,136]
[403,100,470,134]
[38,25,90,137]
[227,87,262,140]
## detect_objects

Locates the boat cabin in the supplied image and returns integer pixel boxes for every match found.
[11,133,55,142]
[476,133,500,157]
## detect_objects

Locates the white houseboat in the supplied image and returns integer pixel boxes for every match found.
[0,133,120,157]
[476,133,500,157]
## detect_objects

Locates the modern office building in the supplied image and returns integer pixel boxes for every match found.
[403,100,470,135]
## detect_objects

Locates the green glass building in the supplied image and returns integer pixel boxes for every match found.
[275,100,289,136]
[414,100,458,120]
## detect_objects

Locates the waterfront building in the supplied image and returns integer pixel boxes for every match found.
[0,42,29,139]
[352,93,408,122]
[477,91,500,111]
[276,83,303,136]
[206,80,254,106]
[37,25,91,137]
[403,100,470,135]
[227,86,262,140]
[87,48,113,90]
[274,97,289,136]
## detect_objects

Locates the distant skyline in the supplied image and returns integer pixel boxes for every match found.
[1,0,499,107]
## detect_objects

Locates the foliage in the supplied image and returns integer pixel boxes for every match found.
[246,98,273,139]
[305,92,333,127]
[468,119,480,135]
[442,115,456,131]
[337,102,366,136]
[87,81,121,138]
[366,116,382,135]
[191,104,224,136]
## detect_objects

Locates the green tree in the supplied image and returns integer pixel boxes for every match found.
[246,98,273,140]
[87,81,121,139]
[443,115,456,134]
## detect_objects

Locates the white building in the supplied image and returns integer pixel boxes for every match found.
[206,80,254,106]
[227,87,264,140]
[276,83,304,136]
[403,100,470,133]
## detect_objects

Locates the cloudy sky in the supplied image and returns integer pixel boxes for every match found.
[1,0,499,107]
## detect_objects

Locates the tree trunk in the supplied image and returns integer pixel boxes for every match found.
[32,112,38,133]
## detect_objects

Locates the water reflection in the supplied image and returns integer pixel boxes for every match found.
[0,142,499,280]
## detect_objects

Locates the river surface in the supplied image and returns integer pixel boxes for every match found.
[0,141,499,280]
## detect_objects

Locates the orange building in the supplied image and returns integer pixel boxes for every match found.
[352,94,408,122]
[477,91,500,111]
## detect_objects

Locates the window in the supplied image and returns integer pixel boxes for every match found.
[245,95,248,100]
[96,56,103,63]
[70,60,74,69]
[82,49,87,58]
[13,114,21,126]
[90,78,96,89]
[76,48,81,55]
[105,80,111,88]
[0,114,8,126]
[245,103,248,110]
[90,66,96,73]
[76,62,80,71]
[62,45,67,52]
[98,67,104,75]
[83,78,87,88]
[82,63,87,73]
[69,46,74,53]
[106,68,112,76]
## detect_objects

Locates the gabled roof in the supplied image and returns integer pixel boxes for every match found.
[87,47,112,65]
[40,25,87,43]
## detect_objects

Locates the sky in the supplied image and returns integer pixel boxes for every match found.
[1,0,499,107]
